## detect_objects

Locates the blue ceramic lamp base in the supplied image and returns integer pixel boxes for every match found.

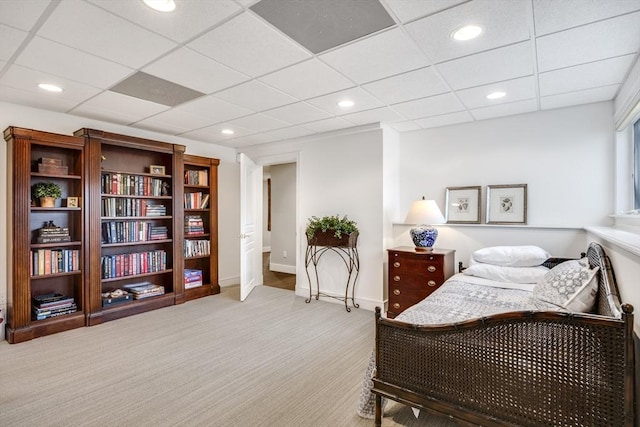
[409,225,438,252]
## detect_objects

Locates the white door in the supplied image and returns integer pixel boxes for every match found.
[239,153,263,301]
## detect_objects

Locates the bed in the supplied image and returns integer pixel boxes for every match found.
[357,242,635,426]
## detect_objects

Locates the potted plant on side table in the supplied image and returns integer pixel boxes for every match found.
[306,215,359,247]
[32,181,62,207]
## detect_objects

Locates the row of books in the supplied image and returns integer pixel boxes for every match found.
[184,169,209,186]
[184,215,205,236]
[36,223,71,244]
[184,269,203,289]
[32,293,77,320]
[184,192,209,209]
[102,222,169,244]
[123,282,165,299]
[101,250,167,279]
[30,249,80,276]
[102,198,167,217]
[101,173,167,197]
[184,239,210,258]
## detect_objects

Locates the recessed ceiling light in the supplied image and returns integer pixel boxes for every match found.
[221,129,234,135]
[143,0,176,12]
[486,91,506,100]
[337,99,355,108]
[452,25,482,41]
[38,83,63,92]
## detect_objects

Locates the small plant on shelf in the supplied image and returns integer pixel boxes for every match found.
[306,215,358,239]
[32,181,62,207]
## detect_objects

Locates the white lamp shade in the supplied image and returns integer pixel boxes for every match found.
[405,198,445,225]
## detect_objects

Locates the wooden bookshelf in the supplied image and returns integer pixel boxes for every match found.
[75,129,185,325]
[181,154,220,302]
[3,127,87,343]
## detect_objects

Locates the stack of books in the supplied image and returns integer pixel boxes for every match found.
[144,204,167,216]
[184,269,203,289]
[36,221,71,243]
[184,215,205,236]
[32,293,77,320]
[123,282,165,300]
[149,225,168,240]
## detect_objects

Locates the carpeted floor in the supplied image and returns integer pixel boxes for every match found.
[0,285,456,426]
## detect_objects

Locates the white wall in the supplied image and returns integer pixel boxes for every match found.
[242,125,386,310]
[269,163,296,274]
[0,102,241,340]
[396,102,615,266]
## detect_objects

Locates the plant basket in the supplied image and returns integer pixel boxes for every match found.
[39,197,56,207]
[307,231,358,248]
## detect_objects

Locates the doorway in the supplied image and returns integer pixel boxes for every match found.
[262,162,297,292]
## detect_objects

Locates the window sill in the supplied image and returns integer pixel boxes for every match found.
[584,225,640,257]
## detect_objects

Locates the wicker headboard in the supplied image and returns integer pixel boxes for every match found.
[587,242,624,318]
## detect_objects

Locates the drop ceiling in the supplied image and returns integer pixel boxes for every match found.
[0,0,638,149]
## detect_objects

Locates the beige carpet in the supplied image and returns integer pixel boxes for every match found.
[0,286,456,426]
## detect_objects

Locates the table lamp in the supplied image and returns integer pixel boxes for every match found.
[404,197,446,251]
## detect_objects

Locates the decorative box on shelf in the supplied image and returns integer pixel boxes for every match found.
[101,289,134,307]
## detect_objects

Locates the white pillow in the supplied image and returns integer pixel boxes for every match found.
[532,258,599,313]
[463,263,549,284]
[472,246,551,267]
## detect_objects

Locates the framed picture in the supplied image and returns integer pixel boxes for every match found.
[486,184,527,224]
[150,165,165,175]
[66,197,79,208]
[445,186,481,223]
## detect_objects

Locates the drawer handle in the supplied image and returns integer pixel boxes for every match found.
[393,261,400,268]
[393,276,400,282]
[393,303,400,309]
[427,280,437,287]
[393,289,400,296]
[427,266,437,273]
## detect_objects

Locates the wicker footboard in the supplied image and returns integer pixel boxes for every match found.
[372,306,635,426]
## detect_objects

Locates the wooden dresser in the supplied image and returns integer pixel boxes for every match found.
[387,247,455,318]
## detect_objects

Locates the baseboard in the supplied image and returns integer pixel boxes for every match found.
[269,262,296,274]
[219,276,240,287]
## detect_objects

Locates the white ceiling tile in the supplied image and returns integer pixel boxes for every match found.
[341,107,406,126]
[540,84,619,110]
[306,87,384,115]
[436,42,533,90]
[391,92,465,120]
[414,111,473,129]
[303,117,355,133]
[215,80,297,111]
[319,27,430,84]
[267,125,315,141]
[87,0,242,43]
[133,109,220,134]
[0,84,79,112]
[15,37,133,88]
[177,95,254,124]
[0,0,50,31]
[471,99,538,120]
[259,59,355,100]
[533,0,640,36]
[383,0,467,23]
[70,91,170,125]
[181,122,255,142]
[537,12,640,72]
[1,64,102,102]
[143,47,249,94]
[228,113,290,132]
[387,120,421,132]
[362,66,449,105]
[405,0,530,63]
[456,76,536,109]
[0,24,28,61]
[539,54,636,96]
[188,12,311,78]
[226,132,278,147]
[38,0,177,69]
[262,102,332,125]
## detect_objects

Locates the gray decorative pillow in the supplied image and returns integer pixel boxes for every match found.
[532,258,599,312]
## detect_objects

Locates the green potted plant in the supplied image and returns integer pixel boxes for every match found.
[306,215,359,247]
[32,181,62,207]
